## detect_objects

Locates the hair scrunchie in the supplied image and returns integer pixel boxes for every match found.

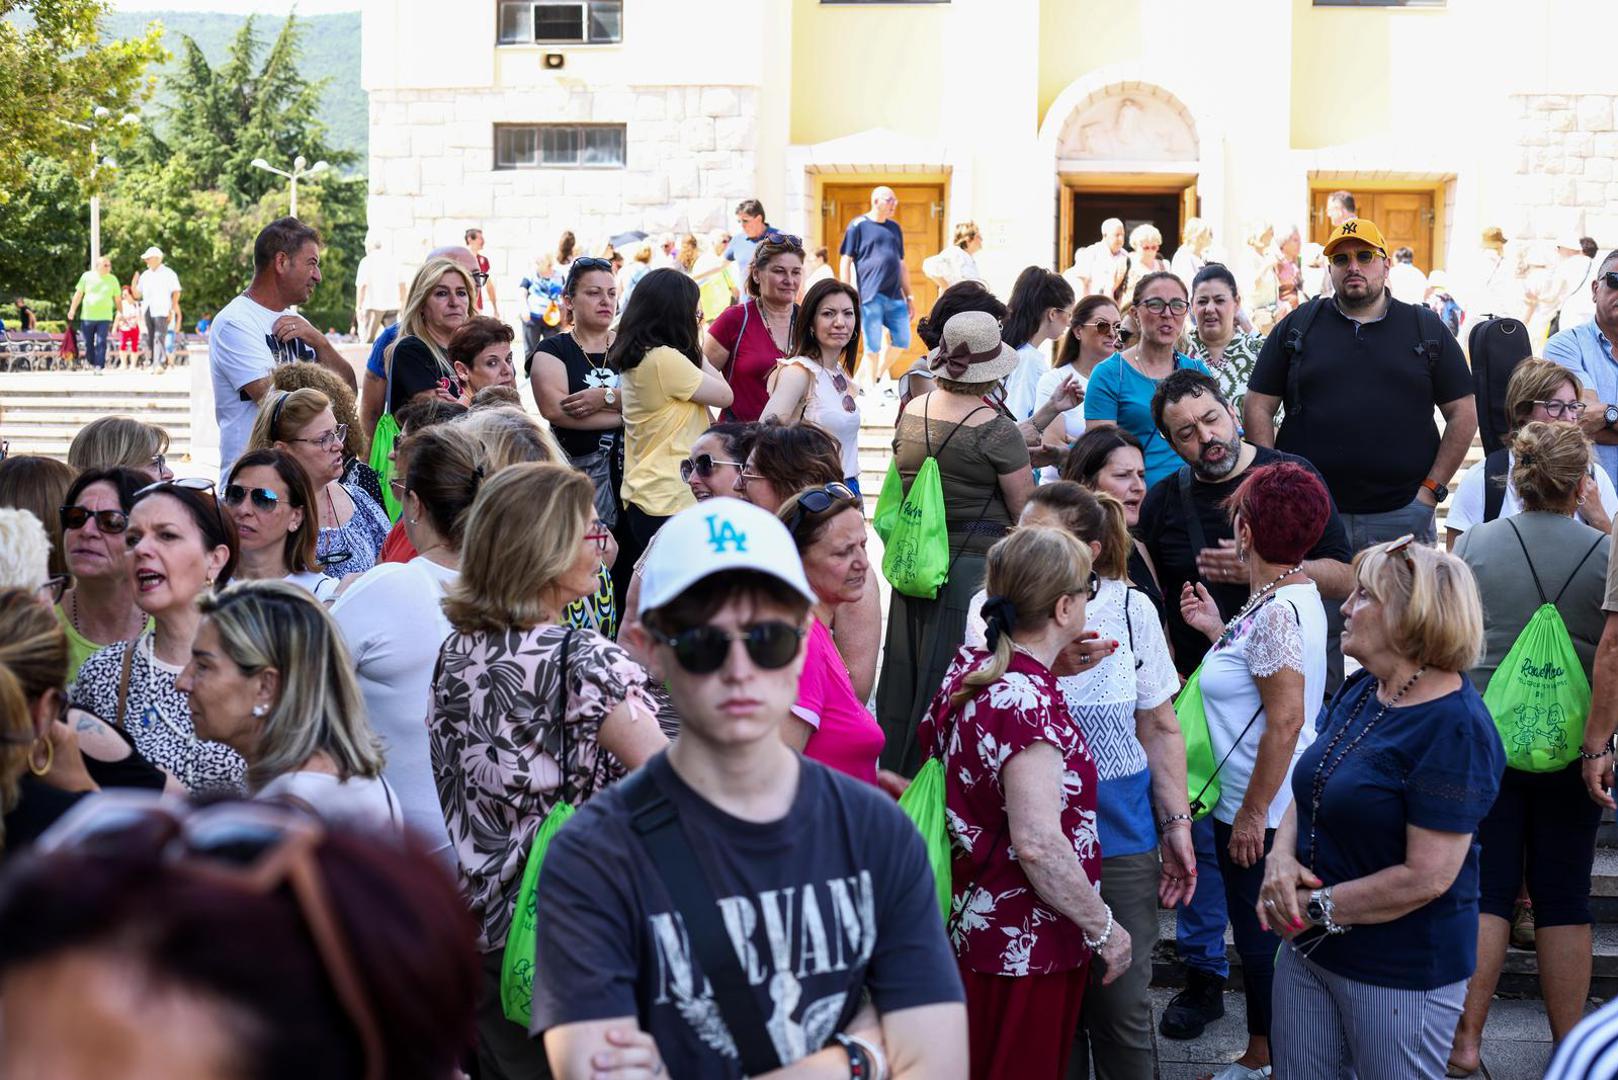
[981,595,1019,653]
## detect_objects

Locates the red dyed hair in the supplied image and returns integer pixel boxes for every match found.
[1223,462,1331,566]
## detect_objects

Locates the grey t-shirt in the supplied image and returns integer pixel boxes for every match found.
[1454,511,1609,688]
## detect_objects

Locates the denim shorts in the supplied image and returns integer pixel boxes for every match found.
[860,293,911,353]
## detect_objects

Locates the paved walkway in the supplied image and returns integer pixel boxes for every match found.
[1138,988,1558,1079]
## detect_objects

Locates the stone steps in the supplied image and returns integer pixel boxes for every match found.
[0,369,195,463]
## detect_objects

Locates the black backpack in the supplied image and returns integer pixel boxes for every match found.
[1468,316,1532,456]
[1280,297,1451,422]
[1482,447,1510,524]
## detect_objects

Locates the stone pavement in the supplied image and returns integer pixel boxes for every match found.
[1137,988,1559,1080]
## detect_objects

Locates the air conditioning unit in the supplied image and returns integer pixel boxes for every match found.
[533,1,588,43]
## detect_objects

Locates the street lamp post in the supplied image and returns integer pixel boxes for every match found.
[60,107,139,264]
[250,154,330,218]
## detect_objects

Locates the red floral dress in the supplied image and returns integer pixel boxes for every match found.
[916,646,1102,976]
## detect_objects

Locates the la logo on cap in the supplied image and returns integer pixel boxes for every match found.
[705,515,747,554]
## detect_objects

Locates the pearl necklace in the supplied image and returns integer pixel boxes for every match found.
[1217,564,1303,642]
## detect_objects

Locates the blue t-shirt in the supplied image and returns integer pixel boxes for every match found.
[1082,352,1211,488]
[1099,768,1156,859]
[724,225,770,279]
[365,322,401,380]
[1290,673,1504,991]
[838,216,906,301]
[518,274,562,323]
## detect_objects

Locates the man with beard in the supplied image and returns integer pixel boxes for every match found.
[1242,218,1475,550]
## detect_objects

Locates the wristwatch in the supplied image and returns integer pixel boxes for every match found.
[1420,477,1449,503]
[1307,886,1348,935]
[1604,404,1618,429]
[603,387,617,406]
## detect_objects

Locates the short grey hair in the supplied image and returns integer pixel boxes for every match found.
[0,509,49,592]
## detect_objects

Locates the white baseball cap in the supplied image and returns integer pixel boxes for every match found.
[141,246,164,260]
[637,497,817,617]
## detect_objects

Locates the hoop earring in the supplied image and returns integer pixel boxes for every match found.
[28,735,53,777]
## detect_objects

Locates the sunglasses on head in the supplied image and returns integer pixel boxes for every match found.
[650,620,806,676]
[471,270,490,286]
[680,453,745,483]
[135,476,229,541]
[1330,249,1381,267]
[38,793,385,1080]
[60,504,129,533]
[784,482,859,536]
[761,230,803,248]
[223,484,283,511]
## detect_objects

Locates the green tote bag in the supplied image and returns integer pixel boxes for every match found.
[897,757,952,923]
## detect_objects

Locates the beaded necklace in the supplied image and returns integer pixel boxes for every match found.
[1305,666,1425,866]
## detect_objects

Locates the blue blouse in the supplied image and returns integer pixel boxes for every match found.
[1082,352,1211,487]
[317,482,391,580]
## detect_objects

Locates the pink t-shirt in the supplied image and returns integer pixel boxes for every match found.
[709,299,790,422]
[794,618,884,784]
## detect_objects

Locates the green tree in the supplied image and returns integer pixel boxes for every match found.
[0,0,164,204]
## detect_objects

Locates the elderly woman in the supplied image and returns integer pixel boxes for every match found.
[775,482,885,783]
[69,478,246,794]
[1446,358,1615,547]
[179,580,396,829]
[384,256,476,420]
[923,221,985,289]
[223,449,337,601]
[1122,223,1169,302]
[66,415,173,482]
[449,315,517,396]
[704,232,803,421]
[1448,422,1608,1071]
[429,462,666,1079]
[918,525,1128,1080]
[1186,264,1266,415]
[54,467,153,681]
[1083,271,1212,487]
[1260,539,1501,1080]
[1177,462,1333,1080]
[250,388,390,578]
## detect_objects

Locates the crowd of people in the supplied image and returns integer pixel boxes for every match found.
[6,190,1618,1080]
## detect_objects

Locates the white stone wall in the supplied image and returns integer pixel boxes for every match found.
[1512,93,1618,246]
[367,84,760,296]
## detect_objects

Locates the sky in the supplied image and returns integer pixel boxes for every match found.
[115,0,358,13]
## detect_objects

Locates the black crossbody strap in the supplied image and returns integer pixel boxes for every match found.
[1177,466,1209,576]
[1190,598,1300,813]
[621,768,783,1074]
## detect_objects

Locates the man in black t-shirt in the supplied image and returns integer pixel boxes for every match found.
[534,499,966,1079]
[1242,217,1476,550]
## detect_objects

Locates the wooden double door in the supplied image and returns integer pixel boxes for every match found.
[1310,188,1437,271]
[822,182,944,370]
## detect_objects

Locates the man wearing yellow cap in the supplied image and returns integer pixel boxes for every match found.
[1242,217,1477,553]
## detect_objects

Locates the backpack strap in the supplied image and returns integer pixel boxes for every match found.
[1482,448,1510,524]
[1505,518,1550,605]
[1412,304,1449,376]
[1554,531,1607,606]
[1280,298,1325,420]
[1123,584,1145,671]
[621,768,784,1074]
[1177,466,1209,577]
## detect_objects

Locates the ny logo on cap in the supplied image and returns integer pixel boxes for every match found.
[705,515,747,554]
[1341,221,1359,235]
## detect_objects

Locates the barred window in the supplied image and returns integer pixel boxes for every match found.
[495,124,626,169]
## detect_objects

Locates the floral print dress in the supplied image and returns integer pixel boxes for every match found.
[916,646,1101,976]
[1188,326,1266,416]
[428,622,653,951]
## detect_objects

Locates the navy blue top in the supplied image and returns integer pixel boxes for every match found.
[365,321,401,379]
[1291,671,1504,990]
[839,216,906,300]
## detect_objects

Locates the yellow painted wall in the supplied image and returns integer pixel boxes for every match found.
[1289,0,1447,149]
[788,0,948,145]
[1037,0,1142,125]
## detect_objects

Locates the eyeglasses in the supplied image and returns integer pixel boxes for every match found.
[134,476,229,542]
[60,505,129,534]
[1079,319,1120,337]
[1329,249,1381,267]
[1533,399,1589,419]
[570,256,612,276]
[584,520,611,553]
[830,370,858,414]
[152,453,168,476]
[223,484,282,512]
[37,793,386,1080]
[761,231,803,248]
[680,453,746,483]
[784,482,859,536]
[1138,298,1189,316]
[650,620,806,675]
[1117,326,1136,345]
[284,424,349,452]
[37,573,70,606]
[738,470,768,487]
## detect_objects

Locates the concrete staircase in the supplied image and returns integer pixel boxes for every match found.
[0,368,195,466]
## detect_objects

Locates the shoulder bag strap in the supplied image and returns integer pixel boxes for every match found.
[622,769,783,1074]
[1553,531,1607,606]
[1191,598,1300,810]
[932,404,993,461]
[1177,466,1209,575]
[1505,518,1550,605]
[113,636,137,731]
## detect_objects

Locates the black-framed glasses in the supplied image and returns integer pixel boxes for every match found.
[761,230,803,248]
[1330,249,1380,267]
[134,477,229,542]
[223,485,282,512]
[60,505,129,534]
[37,573,70,606]
[152,453,168,476]
[650,620,806,675]
[1139,298,1189,316]
[784,482,859,536]
[285,424,349,452]
[680,453,745,483]
[1533,399,1589,419]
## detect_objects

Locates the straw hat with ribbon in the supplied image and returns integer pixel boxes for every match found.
[926,310,1020,384]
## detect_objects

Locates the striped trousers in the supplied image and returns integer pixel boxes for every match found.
[1270,943,1466,1079]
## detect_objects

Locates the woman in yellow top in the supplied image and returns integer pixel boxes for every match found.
[613,268,733,556]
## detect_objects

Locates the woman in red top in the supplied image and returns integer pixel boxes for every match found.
[917,525,1132,1080]
[703,233,803,421]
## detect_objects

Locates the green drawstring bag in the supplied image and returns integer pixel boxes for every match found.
[872,458,904,545]
[881,456,951,599]
[897,757,952,922]
[369,411,402,522]
[1176,664,1220,820]
[499,801,575,1024]
[1482,522,1603,773]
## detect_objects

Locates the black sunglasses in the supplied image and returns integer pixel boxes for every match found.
[680,453,745,483]
[60,505,129,534]
[223,485,283,512]
[1603,271,1618,291]
[784,482,858,536]
[650,621,805,675]
[761,230,803,248]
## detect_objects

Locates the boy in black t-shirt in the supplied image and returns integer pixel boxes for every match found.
[534,498,966,1079]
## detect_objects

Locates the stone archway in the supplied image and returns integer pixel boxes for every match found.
[1055,87,1199,165]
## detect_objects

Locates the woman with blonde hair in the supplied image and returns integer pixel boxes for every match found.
[0,455,78,579]
[917,525,1125,1080]
[178,580,395,829]
[383,256,476,421]
[428,462,666,1077]
[271,360,384,508]
[67,416,173,483]
[1171,217,1215,285]
[1262,538,1501,1080]
[249,388,390,578]
[1449,421,1608,1070]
